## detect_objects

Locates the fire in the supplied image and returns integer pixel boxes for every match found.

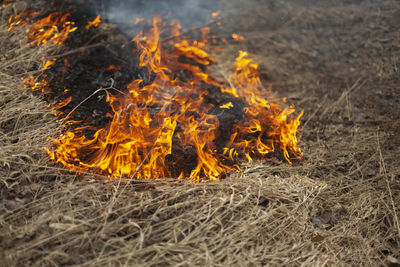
[134,17,144,25]
[105,65,122,72]
[27,12,77,45]
[232,33,244,41]
[7,10,77,46]
[47,16,303,182]
[8,9,304,182]
[220,102,234,109]
[41,57,56,70]
[85,15,101,30]
[22,75,49,93]
[211,11,222,18]
[8,11,35,31]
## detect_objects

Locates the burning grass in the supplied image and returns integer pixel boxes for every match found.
[45,17,303,181]
[1,0,400,266]
[7,6,303,182]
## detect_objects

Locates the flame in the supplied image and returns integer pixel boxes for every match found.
[22,75,50,93]
[224,51,304,164]
[220,102,234,109]
[134,17,144,25]
[7,10,77,46]
[232,33,244,41]
[85,15,101,30]
[27,12,77,46]
[45,16,303,182]
[7,11,37,31]
[48,96,72,116]
[41,57,56,70]
[105,65,122,72]
[211,10,222,18]
[7,8,303,182]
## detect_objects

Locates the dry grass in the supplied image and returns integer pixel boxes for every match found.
[1,0,400,266]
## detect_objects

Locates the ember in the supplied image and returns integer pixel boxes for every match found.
[9,8,303,182]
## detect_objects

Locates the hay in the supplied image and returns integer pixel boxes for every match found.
[1,0,399,266]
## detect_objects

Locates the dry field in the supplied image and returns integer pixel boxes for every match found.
[1,0,399,266]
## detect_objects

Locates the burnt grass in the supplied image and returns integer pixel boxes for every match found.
[1,0,400,266]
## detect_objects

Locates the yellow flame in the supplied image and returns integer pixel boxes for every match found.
[220,102,234,109]
[85,15,101,29]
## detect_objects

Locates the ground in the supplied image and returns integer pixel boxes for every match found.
[0,0,399,266]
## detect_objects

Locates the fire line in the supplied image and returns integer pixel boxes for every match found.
[8,9,304,182]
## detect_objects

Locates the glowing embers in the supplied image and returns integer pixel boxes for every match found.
[47,16,304,182]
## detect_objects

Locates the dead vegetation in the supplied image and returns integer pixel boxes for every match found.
[1,0,399,266]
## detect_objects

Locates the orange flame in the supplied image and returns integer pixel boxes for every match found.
[41,57,56,70]
[105,65,122,72]
[44,15,303,182]
[134,17,145,25]
[22,75,50,93]
[26,12,77,46]
[232,33,244,41]
[7,11,38,31]
[7,8,304,182]
[7,10,77,46]
[211,10,222,18]
[85,15,101,30]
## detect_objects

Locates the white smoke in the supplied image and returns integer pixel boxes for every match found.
[103,0,221,36]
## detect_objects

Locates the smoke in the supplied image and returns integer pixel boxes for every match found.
[99,0,222,37]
